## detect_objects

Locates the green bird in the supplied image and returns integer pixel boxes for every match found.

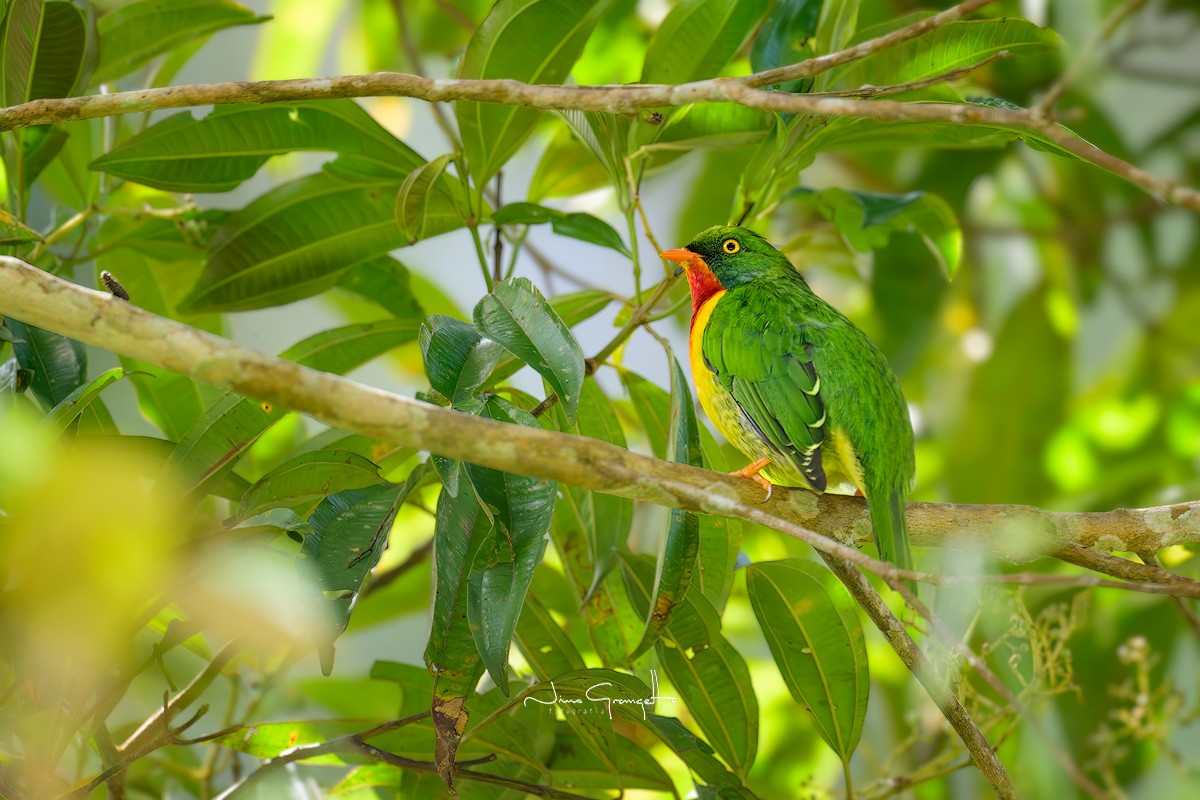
[661,226,915,571]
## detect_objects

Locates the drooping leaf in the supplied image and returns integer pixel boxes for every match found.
[790,187,962,277]
[6,319,86,409]
[181,171,438,312]
[456,0,605,187]
[493,201,630,257]
[94,0,267,84]
[465,397,557,695]
[396,154,456,244]
[44,367,129,438]
[91,101,423,192]
[473,277,585,423]
[641,0,768,85]
[337,256,425,321]
[303,473,421,674]
[3,0,89,106]
[746,559,869,763]
[235,450,384,522]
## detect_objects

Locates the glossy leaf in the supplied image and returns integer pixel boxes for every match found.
[182,172,417,312]
[790,187,962,277]
[641,0,767,84]
[94,0,266,84]
[473,277,585,423]
[553,378,632,597]
[419,315,504,410]
[746,559,869,763]
[456,0,605,186]
[750,0,821,90]
[6,320,85,408]
[303,474,420,674]
[396,154,455,243]
[91,101,423,192]
[465,397,556,694]
[235,450,384,522]
[3,0,89,106]
[44,367,129,438]
[337,256,425,320]
[493,201,630,257]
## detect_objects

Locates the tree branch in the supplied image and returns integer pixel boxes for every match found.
[1,257,1198,569]
[0,8,1194,214]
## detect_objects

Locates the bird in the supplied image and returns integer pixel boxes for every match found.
[660,225,915,572]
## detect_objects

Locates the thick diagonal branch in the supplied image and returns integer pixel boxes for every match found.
[1,258,1197,565]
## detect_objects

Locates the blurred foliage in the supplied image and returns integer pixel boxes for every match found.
[1,0,1199,798]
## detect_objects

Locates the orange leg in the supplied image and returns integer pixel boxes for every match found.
[730,456,773,501]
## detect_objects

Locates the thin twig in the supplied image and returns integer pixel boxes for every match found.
[887,579,1107,799]
[1034,0,1149,119]
[819,554,1015,799]
[1137,551,1200,638]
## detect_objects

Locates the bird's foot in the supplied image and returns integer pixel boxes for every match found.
[730,457,773,502]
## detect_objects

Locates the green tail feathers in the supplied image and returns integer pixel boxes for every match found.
[866,486,912,574]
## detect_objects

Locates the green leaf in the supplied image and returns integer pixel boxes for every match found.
[235,450,384,522]
[2,0,89,105]
[828,19,1060,91]
[395,154,457,244]
[5,319,85,408]
[632,359,701,658]
[456,0,605,187]
[232,507,314,541]
[94,0,267,85]
[215,720,360,761]
[746,559,869,763]
[790,187,962,277]
[473,277,585,423]
[181,172,413,312]
[750,0,821,90]
[553,378,632,598]
[645,714,762,798]
[0,207,42,244]
[513,592,585,678]
[814,0,859,57]
[165,320,418,490]
[419,315,504,408]
[641,0,768,84]
[337,256,425,321]
[465,398,556,694]
[303,474,420,674]
[493,201,630,257]
[44,367,128,438]
[91,101,423,192]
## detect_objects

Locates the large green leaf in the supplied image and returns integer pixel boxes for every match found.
[44,367,129,438]
[645,714,761,798]
[395,154,456,244]
[2,0,90,106]
[827,18,1061,91]
[492,202,630,257]
[641,0,767,84]
[94,0,266,85]
[814,0,859,57]
[465,397,556,695]
[6,319,85,408]
[91,101,422,192]
[181,170,449,312]
[746,559,869,764]
[456,0,605,186]
[302,475,420,674]
[235,450,384,522]
[790,187,962,277]
[624,555,758,778]
[552,377,632,598]
[473,277,585,423]
[336,256,425,321]
[165,319,420,490]
[545,727,674,792]
[750,0,821,90]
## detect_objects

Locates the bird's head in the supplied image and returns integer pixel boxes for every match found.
[660,226,797,311]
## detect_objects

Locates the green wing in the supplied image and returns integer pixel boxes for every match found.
[703,305,827,491]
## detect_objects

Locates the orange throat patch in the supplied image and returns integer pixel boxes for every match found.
[685,258,724,325]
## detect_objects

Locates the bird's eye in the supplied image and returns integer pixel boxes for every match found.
[722,238,740,254]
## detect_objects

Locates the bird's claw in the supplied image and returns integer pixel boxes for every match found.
[729,457,773,503]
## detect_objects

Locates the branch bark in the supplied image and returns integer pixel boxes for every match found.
[0,1,1193,213]
[1,257,1197,562]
